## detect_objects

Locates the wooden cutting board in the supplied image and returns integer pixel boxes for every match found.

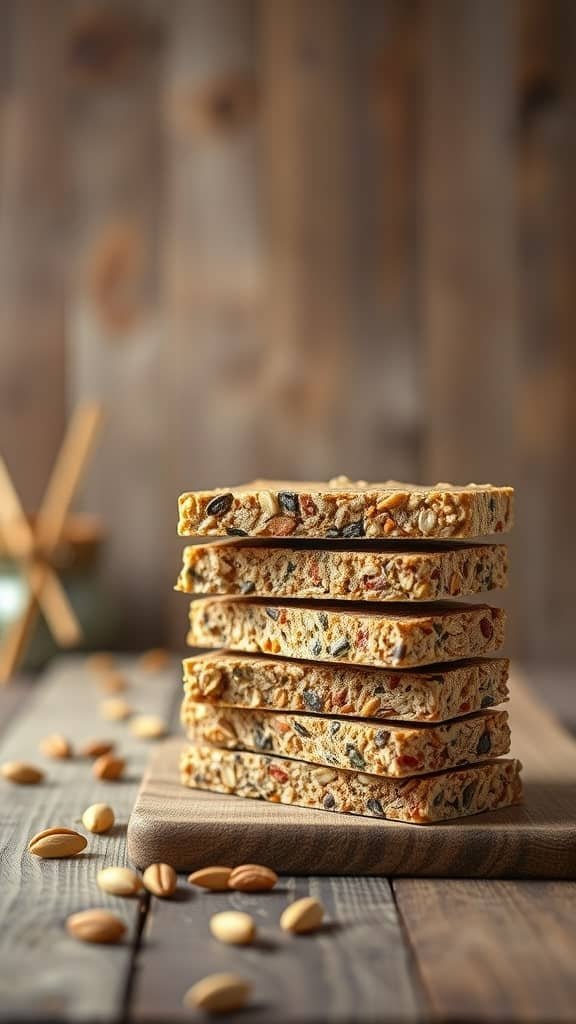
[127,672,576,878]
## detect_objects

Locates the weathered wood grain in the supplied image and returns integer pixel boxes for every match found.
[127,670,576,879]
[65,1,168,646]
[0,655,178,1021]
[0,1,68,510]
[133,874,424,1023]
[394,877,576,1022]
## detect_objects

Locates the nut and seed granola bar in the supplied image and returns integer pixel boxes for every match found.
[180,746,523,824]
[184,703,511,778]
[187,598,505,669]
[178,478,514,540]
[183,652,510,722]
[176,539,508,602]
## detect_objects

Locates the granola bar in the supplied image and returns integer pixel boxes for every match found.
[180,746,523,824]
[183,652,510,722]
[184,704,511,778]
[187,598,506,669]
[176,539,508,602]
[177,478,514,540]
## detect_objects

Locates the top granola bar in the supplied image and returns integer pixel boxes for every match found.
[177,477,514,541]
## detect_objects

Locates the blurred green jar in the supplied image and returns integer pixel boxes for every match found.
[0,516,118,670]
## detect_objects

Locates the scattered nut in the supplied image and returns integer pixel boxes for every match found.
[97,672,129,694]
[228,864,278,892]
[39,734,73,759]
[1,761,44,785]
[142,863,177,898]
[280,897,325,934]
[210,911,256,946]
[139,648,170,671]
[187,866,232,891]
[99,698,133,721]
[82,802,115,834]
[92,753,125,781]
[85,652,115,673]
[129,714,167,739]
[66,908,126,944]
[79,738,115,759]
[183,974,252,1014]
[97,866,143,896]
[28,827,87,859]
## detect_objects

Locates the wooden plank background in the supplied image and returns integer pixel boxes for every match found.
[0,0,575,659]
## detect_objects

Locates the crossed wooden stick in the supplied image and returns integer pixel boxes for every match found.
[0,403,102,684]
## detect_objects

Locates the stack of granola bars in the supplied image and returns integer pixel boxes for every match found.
[176,478,522,824]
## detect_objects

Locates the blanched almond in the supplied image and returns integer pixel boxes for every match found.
[129,714,167,739]
[28,827,87,858]
[280,896,325,934]
[210,911,255,946]
[97,866,142,896]
[82,803,115,834]
[99,698,132,721]
[39,734,72,759]
[1,761,44,784]
[183,974,252,1013]
[142,863,177,897]
[92,753,125,780]
[187,866,232,891]
[67,908,125,944]
[228,864,278,892]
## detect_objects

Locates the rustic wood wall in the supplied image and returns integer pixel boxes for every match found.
[0,0,574,659]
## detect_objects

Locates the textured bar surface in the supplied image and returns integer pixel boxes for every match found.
[184,703,511,778]
[178,478,514,539]
[187,597,506,668]
[176,538,508,601]
[181,746,522,824]
[183,652,510,722]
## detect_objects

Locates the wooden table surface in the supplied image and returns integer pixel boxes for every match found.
[0,657,575,1024]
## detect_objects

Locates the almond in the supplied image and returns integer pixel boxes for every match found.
[93,753,125,780]
[183,974,252,1014]
[139,648,170,671]
[97,866,142,896]
[228,864,278,892]
[97,672,129,694]
[210,911,255,946]
[28,827,87,858]
[66,908,125,944]
[99,698,133,721]
[142,863,177,898]
[82,803,115,834]
[80,738,115,759]
[85,652,115,673]
[280,896,325,934]
[129,714,167,739]
[39,734,73,759]
[1,761,44,784]
[187,866,232,891]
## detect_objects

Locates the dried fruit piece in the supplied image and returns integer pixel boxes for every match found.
[129,714,167,739]
[93,753,126,781]
[99,698,133,721]
[228,864,278,892]
[187,866,232,891]
[210,911,256,946]
[183,974,252,1014]
[1,761,44,785]
[80,738,115,759]
[139,648,170,671]
[143,863,177,898]
[206,492,234,517]
[82,803,115,834]
[28,827,87,858]
[280,897,325,934]
[66,908,126,944]
[39,734,72,759]
[97,866,143,896]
